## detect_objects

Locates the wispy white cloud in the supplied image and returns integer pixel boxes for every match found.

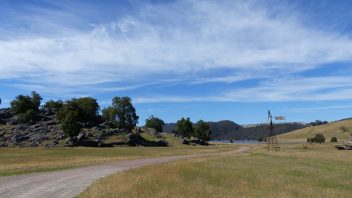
[1,0,352,101]
[135,76,352,103]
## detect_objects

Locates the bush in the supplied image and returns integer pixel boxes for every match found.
[308,133,326,144]
[56,100,82,138]
[194,120,210,141]
[145,116,165,132]
[44,100,63,111]
[175,117,193,138]
[10,91,42,123]
[71,97,100,127]
[258,137,264,142]
[330,137,338,142]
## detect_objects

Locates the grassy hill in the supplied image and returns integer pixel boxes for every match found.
[278,119,352,143]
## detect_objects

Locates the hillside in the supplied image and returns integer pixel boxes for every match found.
[164,121,306,140]
[163,120,242,138]
[278,119,352,143]
[0,108,170,147]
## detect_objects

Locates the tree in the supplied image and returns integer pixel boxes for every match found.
[31,91,42,111]
[175,117,193,138]
[145,115,165,132]
[11,95,35,114]
[10,92,42,124]
[44,100,63,111]
[56,100,82,138]
[102,106,118,123]
[103,97,139,132]
[330,137,338,142]
[194,120,210,141]
[10,91,42,114]
[72,97,100,126]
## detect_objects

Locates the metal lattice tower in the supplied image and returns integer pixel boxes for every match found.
[267,110,280,151]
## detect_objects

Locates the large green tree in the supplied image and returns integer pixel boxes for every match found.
[72,97,100,126]
[175,117,193,138]
[56,100,82,138]
[145,115,165,132]
[103,97,139,132]
[194,120,211,141]
[56,97,100,138]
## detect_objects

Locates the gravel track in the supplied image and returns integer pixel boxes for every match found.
[0,146,249,198]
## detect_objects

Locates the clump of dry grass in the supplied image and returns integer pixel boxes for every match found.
[80,144,352,198]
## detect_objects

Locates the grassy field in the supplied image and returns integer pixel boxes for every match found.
[0,139,237,176]
[278,119,352,143]
[80,143,352,198]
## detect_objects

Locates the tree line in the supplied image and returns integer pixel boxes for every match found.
[0,92,210,142]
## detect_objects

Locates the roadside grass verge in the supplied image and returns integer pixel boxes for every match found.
[0,144,237,176]
[80,144,352,198]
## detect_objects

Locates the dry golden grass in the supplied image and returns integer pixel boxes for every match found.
[80,144,352,198]
[0,143,237,176]
[278,119,352,143]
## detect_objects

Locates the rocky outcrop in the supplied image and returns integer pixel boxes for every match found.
[0,108,169,147]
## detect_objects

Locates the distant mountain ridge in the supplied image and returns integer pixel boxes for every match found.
[163,120,306,140]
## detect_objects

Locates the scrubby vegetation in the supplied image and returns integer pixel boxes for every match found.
[307,133,326,143]
[10,91,42,124]
[330,136,338,142]
[145,115,164,132]
[194,120,211,141]
[0,91,213,147]
[172,118,211,144]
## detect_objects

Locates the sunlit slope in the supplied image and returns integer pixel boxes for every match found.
[278,119,352,143]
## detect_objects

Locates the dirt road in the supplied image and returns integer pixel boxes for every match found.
[0,146,249,198]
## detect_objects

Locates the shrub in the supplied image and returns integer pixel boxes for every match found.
[330,137,338,142]
[71,97,100,126]
[10,91,42,123]
[44,100,63,111]
[145,116,165,132]
[258,137,264,142]
[56,100,82,138]
[175,117,193,138]
[194,120,210,141]
[308,133,326,144]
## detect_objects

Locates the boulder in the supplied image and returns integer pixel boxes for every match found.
[0,108,13,120]
[182,139,190,145]
[127,133,145,146]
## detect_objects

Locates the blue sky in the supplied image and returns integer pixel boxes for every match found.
[1,0,352,125]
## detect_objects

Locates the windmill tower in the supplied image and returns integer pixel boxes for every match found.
[267,110,280,151]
